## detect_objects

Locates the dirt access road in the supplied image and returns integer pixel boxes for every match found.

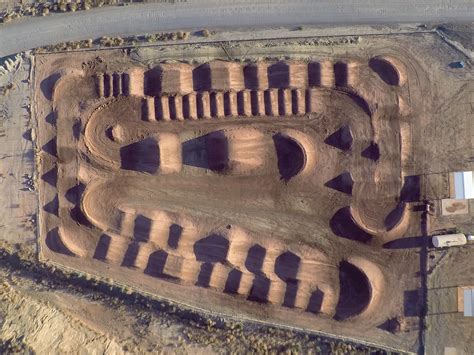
[0,0,473,57]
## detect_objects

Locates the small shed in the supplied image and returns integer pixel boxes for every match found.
[458,287,474,317]
[453,171,474,200]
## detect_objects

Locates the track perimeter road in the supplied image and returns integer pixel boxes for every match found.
[0,1,472,57]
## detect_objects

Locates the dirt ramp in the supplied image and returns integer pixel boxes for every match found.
[315,284,338,316]
[318,60,335,87]
[268,61,308,89]
[183,128,271,175]
[227,226,253,266]
[334,61,359,88]
[118,59,375,121]
[193,61,244,92]
[91,208,203,283]
[89,205,341,315]
[244,63,269,90]
[93,232,130,264]
[349,199,410,244]
[224,129,270,174]
[97,72,132,98]
[74,172,364,319]
[144,63,193,96]
[110,124,126,143]
[125,68,145,96]
[155,133,182,174]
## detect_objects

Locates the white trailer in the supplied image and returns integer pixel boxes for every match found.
[432,233,467,248]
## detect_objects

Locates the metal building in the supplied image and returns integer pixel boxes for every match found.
[453,171,474,200]
[458,287,474,317]
[463,288,473,317]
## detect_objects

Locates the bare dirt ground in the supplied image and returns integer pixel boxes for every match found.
[425,245,474,355]
[0,54,37,248]
[30,30,473,353]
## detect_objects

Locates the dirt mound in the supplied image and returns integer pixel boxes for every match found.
[99,59,371,121]
[87,204,340,315]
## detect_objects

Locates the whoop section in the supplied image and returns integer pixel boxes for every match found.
[83,183,340,315]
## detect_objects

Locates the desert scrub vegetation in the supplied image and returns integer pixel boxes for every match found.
[143,31,190,42]
[0,0,142,23]
[98,36,125,47]
[0,338,34,354]
[33,39,93,53]
[32,30,192,53]
[0,83,14,96]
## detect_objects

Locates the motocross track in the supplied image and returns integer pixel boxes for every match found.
[34,34,473,351]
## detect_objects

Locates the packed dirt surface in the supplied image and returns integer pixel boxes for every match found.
[0,54,37,248]
[425,246,474,355]
[30,31,473,353]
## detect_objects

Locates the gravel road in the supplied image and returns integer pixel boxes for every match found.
[0,0,472,57]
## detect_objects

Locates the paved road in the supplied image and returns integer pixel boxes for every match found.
[0,0,472,57]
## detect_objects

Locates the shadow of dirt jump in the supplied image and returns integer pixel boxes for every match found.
[369,58,400,86]
[324,125,353,151]
[307,288,325,313]
[194,234,229,263]
[245,244,266,275]
[361,141,380,161]
[273,133,305,182]
[144,250,170,278]
[384,202,406,231]
[120,138,160,174]
[224,269,243,294]
[40,72,61,100]
[330,207,372,243]
[182,131,229,173]
[325,171,354,195]
[335,261,371,320]
[46,227,75,256]
[275,251,301,308]
[383,236,425,249]
[248,275,271,303]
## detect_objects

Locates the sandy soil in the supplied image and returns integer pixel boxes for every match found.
[0,54,37,248]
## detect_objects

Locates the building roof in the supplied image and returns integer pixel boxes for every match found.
[454,171,474,200]
[464,288,474,317]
